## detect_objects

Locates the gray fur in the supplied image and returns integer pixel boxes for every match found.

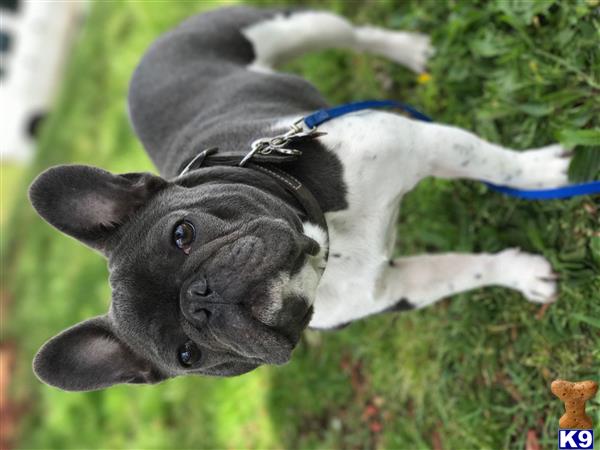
[29,6,346,391]
[128,7,346,212]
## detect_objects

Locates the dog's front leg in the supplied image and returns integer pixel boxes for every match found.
[414,121,572,189]
[379,249,558,311]
[312,249,557,329]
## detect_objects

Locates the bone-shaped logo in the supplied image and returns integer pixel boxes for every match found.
[551,379,598,429]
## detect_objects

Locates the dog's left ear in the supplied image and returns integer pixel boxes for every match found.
[29,164,167,252]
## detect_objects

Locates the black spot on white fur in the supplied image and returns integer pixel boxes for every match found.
[385,298,414,313]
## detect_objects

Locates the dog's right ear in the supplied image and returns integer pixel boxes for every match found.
[29,165,167,252]
[33,315,166,391]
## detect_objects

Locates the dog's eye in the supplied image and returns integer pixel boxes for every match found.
[177,341,200,367]
[173,221,195,254]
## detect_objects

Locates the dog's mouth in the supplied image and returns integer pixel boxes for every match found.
[177,247,317,367]
[179,296,298,369]
[207,315,294,365]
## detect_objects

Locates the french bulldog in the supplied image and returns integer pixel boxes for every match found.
[29,7,571,391]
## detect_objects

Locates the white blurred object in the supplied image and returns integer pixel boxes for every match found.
[0,0,87,163]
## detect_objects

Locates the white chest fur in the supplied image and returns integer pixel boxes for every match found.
[304,111,425,328]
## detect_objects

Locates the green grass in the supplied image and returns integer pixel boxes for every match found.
[4,1,599,449]
[1,162,25,228]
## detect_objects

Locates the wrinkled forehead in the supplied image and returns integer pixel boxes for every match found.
[106,182,292,257]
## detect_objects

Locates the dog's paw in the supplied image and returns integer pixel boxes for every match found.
[392,32,434,73]
[396,32,434,73]
[495,248,558,304]
[514,144,572,189]
[360,28,434,73]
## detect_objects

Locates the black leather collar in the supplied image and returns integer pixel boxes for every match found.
[178,145,329,235]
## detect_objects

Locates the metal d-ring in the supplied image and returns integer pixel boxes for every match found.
[179,147,218,176]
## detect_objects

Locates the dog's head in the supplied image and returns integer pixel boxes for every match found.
[29,165,326,391]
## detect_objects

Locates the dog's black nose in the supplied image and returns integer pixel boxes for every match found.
[180,277,221,328]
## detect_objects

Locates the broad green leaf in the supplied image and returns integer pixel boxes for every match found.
[558,129,600,147]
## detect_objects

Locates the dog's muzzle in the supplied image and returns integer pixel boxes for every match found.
[179,275,294,365]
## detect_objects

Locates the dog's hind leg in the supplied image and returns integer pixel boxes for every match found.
[243,11,433,73]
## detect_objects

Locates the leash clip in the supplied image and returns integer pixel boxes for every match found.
[239,119,327,167]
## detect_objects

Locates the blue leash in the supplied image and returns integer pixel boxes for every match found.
[302,100,600,200]
[304,99,433,127]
